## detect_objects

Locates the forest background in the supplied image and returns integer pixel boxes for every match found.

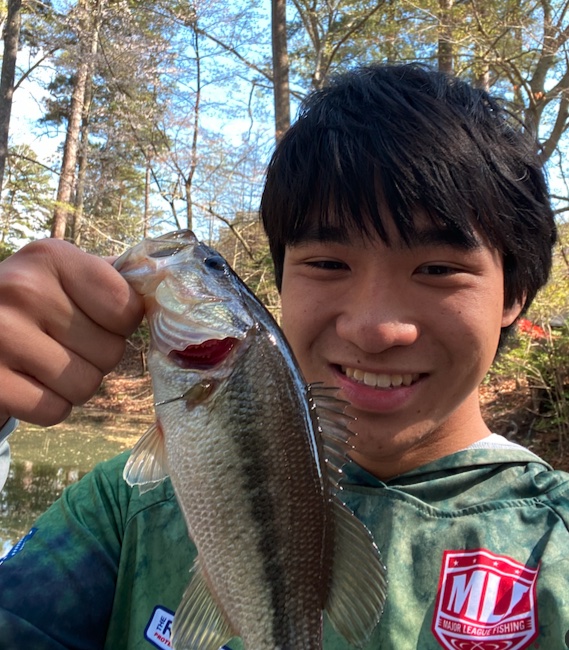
[0,0,569,470]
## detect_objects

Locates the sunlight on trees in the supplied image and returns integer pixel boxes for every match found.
[2,0,568,251]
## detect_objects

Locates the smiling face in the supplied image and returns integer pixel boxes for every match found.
[280,218,522,479]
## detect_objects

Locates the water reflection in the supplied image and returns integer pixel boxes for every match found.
[0,461,87,554]
[0,412,146,555]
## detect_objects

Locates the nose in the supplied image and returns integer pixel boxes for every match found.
[335,278,419,353]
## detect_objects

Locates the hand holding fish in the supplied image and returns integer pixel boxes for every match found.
[0,238,144,427]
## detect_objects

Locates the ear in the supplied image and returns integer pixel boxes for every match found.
[501,298,525,328]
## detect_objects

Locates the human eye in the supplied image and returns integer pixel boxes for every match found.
[305,259,349,271]
[415,264,460,276]
[285,242,352,279]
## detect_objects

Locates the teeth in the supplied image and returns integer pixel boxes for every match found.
[344,367,419,388]
[376,374,391,388]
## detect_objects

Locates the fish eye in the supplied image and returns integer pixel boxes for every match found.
[204,254,226,272]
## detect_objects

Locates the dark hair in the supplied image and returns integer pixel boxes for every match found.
[260,63,556,340]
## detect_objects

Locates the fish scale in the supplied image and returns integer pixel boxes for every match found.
[114,230,387,650]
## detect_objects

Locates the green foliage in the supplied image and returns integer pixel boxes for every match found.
[7,0,569,269]
[0,145,54,248]
[75,140,149,256]
[490,224,569,448]
[0,239,14,261]
[287,0,569,170]
[493,323,569,448]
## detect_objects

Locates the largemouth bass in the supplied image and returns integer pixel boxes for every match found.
[114,230,387,650]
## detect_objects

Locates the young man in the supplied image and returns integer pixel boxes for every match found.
[0,63,566,649]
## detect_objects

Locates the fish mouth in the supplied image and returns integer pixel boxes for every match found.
[169,337,238,369]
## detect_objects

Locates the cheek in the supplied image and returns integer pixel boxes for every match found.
[280,288,333,378]
[281,276,325,331]
[436,302,502,362]
[282,302,320,346]
[280,289,311,347]
[458,315,503,371]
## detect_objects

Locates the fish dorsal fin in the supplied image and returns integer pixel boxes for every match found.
[172,560,235,650]
[123,421,170,494]
[308,384,354,492]
[326,496,387,648]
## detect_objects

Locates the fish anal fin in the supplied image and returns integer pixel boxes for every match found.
[172,560,235,650]
[123,421,169,493]
[325,496,387,648]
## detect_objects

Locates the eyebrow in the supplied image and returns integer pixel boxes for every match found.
[404,226,480,250]
[293,225,349,244]
[293,223,480,250]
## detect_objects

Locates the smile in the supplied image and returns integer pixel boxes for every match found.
[342,367,420,388]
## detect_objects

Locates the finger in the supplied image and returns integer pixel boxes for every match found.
[14,299,131,377]
[0,240,144,372]
[11,239,144,338]
[0,320,119,402]
[0,291,130,384]
[0,239,144,426]
[59,248,144,337]
[0,370,74,427]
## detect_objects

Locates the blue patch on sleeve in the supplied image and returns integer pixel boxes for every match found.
[0,527,38,566]
[145,605,175,649]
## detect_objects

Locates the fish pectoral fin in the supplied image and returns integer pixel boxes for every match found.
[122,421,170,493]
[172,560,235,650]
[325,496,387,648]
[309,384,354,492]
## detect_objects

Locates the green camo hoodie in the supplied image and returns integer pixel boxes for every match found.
[0,438,568,650]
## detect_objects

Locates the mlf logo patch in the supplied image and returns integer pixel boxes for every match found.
[432,549,539,650]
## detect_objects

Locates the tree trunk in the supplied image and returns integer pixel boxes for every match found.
[271,0,290,143]
[51,0,101,240]
[0,0,22,194]
[72,68,94,246]
[71,124,89,246]
[438,0,454,74]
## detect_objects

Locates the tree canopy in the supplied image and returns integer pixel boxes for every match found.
[0,0,568,257]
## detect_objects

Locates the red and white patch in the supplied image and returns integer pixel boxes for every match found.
[432,548,539,650]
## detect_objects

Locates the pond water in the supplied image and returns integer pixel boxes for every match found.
[0,411,150,556]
